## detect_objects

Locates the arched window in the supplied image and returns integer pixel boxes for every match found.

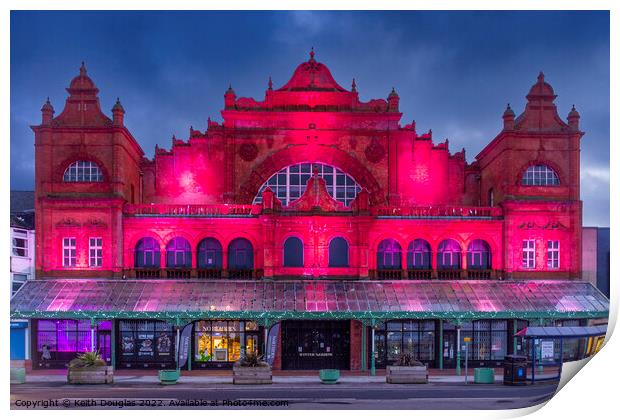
[376,239,402,269]
[407,239,431,269]
[63,160,103,182]
[437,239,461,269]
[197,238,222,269]
[228,238,254,269]
[328,237,349,267]
[253,162,362,207]
[283,237,304,267]
[467,239,492,269]
[522,164,560,186]
[135,237,161,268]
[166,237,191,268]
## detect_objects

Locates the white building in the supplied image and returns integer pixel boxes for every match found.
[10,191,35,295]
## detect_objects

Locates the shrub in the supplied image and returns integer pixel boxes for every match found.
[235,351,269,367]
[68,351,106,369]
[394,353,425,367]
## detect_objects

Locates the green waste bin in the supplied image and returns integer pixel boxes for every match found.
[473,367,495,384]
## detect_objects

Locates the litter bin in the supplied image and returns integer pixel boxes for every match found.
[503,354,527,385]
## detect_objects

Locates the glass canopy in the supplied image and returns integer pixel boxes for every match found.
[10,279,609,321]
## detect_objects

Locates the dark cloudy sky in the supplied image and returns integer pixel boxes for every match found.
[10,10,610,226]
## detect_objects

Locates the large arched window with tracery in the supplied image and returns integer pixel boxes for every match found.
[467,239,492,269]
[407,239,431,269]
[197,238,222,269]
[135,237,161,268]
[63,160,104,182]
[521,164,560,186]
[166,237,192,268]
[253,162,362,207]
[376,239,402,269]
[437,239,461,270]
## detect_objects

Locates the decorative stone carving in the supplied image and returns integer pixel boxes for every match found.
[518,220,568,230]
[55,218,81,228]
[365,138,385,163]
[239,143,259,162]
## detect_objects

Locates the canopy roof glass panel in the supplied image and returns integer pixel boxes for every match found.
[10,279,609,321]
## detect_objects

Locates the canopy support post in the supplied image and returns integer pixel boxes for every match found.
[456,324,461,376]
[90,318,96,352]
[438,319,444,370]
[513,320,518,355]
[361,321,367,372]
[370,319,376,376]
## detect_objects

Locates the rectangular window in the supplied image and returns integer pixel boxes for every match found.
[522,240,535,269]
[12,237,28,257]
[12,273,27,295]
[547,240,560,269]
[63,237,77,267]
[89,237,103,267]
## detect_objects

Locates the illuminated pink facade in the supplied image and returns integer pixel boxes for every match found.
[33,52,583,282]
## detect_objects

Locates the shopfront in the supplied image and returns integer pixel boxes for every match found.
[117,320,175,369]
[373,320,437,368]
[33,319,111,368]
[193,320,262,369]
[281,320,350,370]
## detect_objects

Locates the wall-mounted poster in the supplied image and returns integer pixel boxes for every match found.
[157,332,172,356]
[138,334,154,356]
[121,335,134,355]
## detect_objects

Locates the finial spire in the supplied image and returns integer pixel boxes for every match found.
[538,71,545,82]
[268,76,273,90]
[309,46,315,61]
[351,78,357,92]
[80,61,87,76]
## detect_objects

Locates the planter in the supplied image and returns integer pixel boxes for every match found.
[11,360,26,384]
[386,365,428,384]
[233,365,272,385]
[158,369,180,385]
[67,365,113,384]
[473,367,495,384]
[319,369,340,384]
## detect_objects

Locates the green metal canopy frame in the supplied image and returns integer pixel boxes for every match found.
[10,279,609,323]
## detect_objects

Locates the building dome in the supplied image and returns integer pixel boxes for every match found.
[277,49,347,92]
[67,62,99,94]
[526,72,556,100]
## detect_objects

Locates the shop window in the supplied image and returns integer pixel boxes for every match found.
[253,162,362,207]
[89,237,102,267]
[407,239,431,269]
[376,320,436,365]
[118,320,174,367]
[63,160,103,182]
[521,164,560,186]
[197,237,223,269]
[451,320,508,361]
[328,237,349,267]
[467,239,491,269]
[62,237,76,267]
[134,237,161,268]
[166,237,192,268]
[522,240,535,269]
[547,240,560,269]
[194,320,260,364]
[228,238,254,269]
[437,239,461,269]
[377,239,402,269]
[283,237,304,267]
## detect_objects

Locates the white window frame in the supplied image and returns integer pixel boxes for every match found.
[12,236,28,257]
[63,237,77,267]
[63,160,103,182]
[89,237,103,267]
[522,240,536,269]
[522,164,560,186]
[547,240,560,270]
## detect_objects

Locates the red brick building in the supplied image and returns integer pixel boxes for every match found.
[13,51,607,371]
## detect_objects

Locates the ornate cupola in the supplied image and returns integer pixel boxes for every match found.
[41,97,54,125]
[276,48,347,92]
[224,84,236,108]
[52,62,112,127]
[502,103,515,130]
[387,87,400,112]
[567,104,580,130]
[512,72,569,132]
[112,97,125,127]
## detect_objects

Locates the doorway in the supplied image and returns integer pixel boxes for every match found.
[281,320,350,370]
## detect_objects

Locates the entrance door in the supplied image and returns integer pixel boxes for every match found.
[97,331,111,363]
[442,330,456,368]
[281,321,350,370]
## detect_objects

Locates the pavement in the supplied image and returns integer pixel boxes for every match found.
[11,369,561,410]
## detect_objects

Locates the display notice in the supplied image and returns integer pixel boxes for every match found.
[178,323,193,368]
[541,340,554,360]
